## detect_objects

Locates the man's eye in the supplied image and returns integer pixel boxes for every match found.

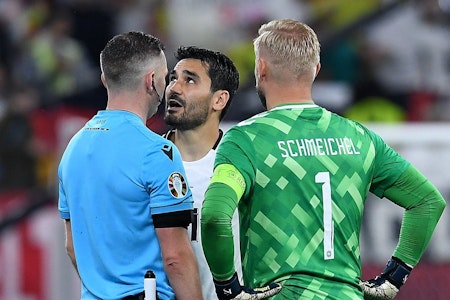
[187,78,195,84]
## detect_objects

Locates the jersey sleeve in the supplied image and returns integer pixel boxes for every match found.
[202,178,242,280]
[365,127,446,266]
[57,172,70,219]
[214,127,255,198]
[201,127,252,281]
[366,128,411,198]
[143,141,193,215]
[384,165,446,266]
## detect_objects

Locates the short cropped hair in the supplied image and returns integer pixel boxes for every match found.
[174,46,240,120]
[100,31,165,91]
[253,19,320,77]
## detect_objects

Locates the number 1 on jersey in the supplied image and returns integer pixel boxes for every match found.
[315,171,334,260]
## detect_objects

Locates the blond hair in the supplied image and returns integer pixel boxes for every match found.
[253,19,320,78]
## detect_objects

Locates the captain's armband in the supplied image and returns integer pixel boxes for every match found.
[210,164,246,199]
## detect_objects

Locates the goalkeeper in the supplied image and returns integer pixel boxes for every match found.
[201,19,446,300]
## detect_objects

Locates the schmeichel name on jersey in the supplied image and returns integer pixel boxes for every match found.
[278,137,361,158]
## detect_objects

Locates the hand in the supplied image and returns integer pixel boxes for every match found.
[214,272,281,300]
[360,257,412,300]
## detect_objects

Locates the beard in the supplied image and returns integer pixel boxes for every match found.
[256,85,267,110]
[164,97,209,131]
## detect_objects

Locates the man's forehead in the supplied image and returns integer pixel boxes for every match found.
[174,58,208,76]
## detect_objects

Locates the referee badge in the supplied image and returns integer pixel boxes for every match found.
[168,172,188,198]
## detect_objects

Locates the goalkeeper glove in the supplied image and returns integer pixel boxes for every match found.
[360,256,412,300]
[213,272,282,300]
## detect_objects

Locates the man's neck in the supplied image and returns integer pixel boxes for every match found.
[106,89,151,123]
[264,81,314,110]
[170,125,221,162]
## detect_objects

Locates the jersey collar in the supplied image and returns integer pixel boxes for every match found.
[163,128,223,150]
[270,103,318,111]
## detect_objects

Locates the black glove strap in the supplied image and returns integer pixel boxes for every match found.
[213,272,242,300]
[381,257,412,289]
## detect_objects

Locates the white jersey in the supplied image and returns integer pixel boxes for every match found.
[184,148,242,300]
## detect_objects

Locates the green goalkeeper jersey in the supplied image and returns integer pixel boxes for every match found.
[215,103,411,299]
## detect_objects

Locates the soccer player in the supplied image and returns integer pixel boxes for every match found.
[58,32,202,300]
[201,19,446,299]
[164,46,273,299]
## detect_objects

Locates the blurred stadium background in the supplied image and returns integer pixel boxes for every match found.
[0,0,449,299]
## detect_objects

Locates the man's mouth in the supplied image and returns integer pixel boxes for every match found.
[167,98,183,111]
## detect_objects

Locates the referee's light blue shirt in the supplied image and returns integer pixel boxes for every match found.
[58,110,193,300]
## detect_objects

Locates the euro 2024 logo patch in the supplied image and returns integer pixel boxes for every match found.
[168,172,188,198]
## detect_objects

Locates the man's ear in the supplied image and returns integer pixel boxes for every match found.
[101,73,107,89]
[257,58,267,81]
[212,90,230,111]
[145,71,155,93]
[314,63,321,79]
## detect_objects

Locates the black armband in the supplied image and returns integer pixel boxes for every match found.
[152,209,193,228]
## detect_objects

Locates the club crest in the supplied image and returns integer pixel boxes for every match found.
[168,172,188,198]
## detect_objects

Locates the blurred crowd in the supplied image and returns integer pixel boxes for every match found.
[0,0,449,193]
